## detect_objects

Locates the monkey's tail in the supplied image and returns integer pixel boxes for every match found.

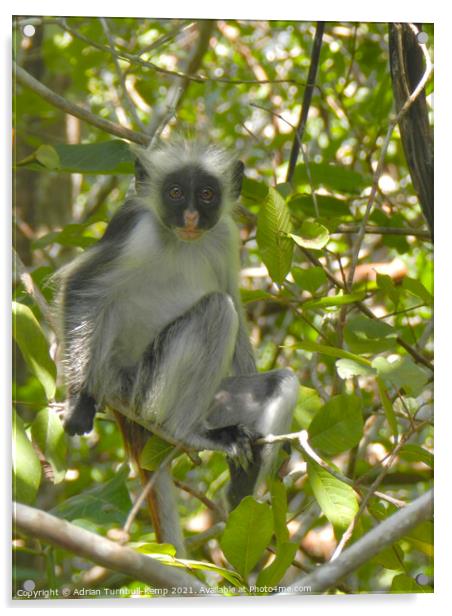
[113,411,186,556]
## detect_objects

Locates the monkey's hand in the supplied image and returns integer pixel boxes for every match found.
[206,424,256,470]
[64,392,97,436]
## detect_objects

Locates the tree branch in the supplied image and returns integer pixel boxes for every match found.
[147,20,215,146]
[99,17,147,131]
[345,24,433,290]
[284,489,432,594]
[13,502,207,593]
[14,62,150,145]
[286,22,325,183]
[334,224,431,240]
[55,18,300,87]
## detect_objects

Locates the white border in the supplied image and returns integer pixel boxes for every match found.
[3,1,450,613]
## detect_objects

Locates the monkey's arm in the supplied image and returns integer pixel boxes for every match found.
[60,200,145,435]
[225,247,257,376]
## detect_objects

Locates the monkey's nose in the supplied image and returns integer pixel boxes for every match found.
[183,210,199,228]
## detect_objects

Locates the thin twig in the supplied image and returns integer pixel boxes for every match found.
[146,20,214,146]
[173,479,227,521]
[334,224,431,240]
[286,22,325,183]
[329,423,422,561]
[251,101,320,216]
[56,18,300,87]
[99,17,146,131]
[122,446,181,535]
[14,63,150,145]
[257,430,406,509]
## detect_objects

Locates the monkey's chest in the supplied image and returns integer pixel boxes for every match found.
[113,258,222,364]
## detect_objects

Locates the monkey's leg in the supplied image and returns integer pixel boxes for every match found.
[206,369,299,508]
[129,291,251,456]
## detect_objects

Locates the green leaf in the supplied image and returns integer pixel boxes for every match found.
[376,376,398,438]
[391,573,432,593]
[336,358,377,379]
[403,521,433,557]
[308,394,364,455]
[241,177,269,203]
[293,163,370,194]
[372,544,404,571]
[294,385,324,430]
[255,542,298,591]
[344,314,397,354]
[256,186,294,284]
[51,465,132,525]
[13,410,42,505]
[275,182,292,199]
[270,480,289,546]
[290,220,329,250]
[398,444,433,469]
[289,193,351,218]
[307,459,359,531]
[377,273,400,308]
[135,542,177,557]
[13,301,56,400]
[292,266,327,294]
[303,290,366,311]
[240,288,275,304]
[31,408,67,483]
[33,224,99,250]
[139,435,175,471]
[296,339,372,367]
[220,496,273,578]
[35,145,61,170]
[146,552,244,588]
[372,356,430,397]
[17,140,135,174]
[402,277,433,306]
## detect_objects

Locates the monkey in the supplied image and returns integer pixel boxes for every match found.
[56,139,299,553]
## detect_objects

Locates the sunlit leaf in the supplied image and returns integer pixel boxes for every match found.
[372,356,430,397]
[13,410,42,505]
[220,496,273,578]
[12,301,56,400]
[256,186,294,284]
[31,407,67,483]
[289,219,329,250]
[308,394,364,455]
[292,266,327,294]
[140,435,176,471]
[307,459,359,531]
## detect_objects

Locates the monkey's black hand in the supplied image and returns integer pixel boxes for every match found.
[207,424,256,470]
[64,392,97,436]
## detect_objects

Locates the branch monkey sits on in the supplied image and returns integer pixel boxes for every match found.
[57,139,299,552]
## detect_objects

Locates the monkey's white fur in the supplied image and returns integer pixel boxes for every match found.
[57,140,299,553]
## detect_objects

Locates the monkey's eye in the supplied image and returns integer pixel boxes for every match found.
[168,185,184,201]
[199,187,215,203]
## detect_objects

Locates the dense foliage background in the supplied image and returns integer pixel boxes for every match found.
[13,17,433,598]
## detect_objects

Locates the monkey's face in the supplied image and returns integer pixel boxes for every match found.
[160,165,223,241]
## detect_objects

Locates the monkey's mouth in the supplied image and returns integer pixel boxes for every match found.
[175,227,205,241]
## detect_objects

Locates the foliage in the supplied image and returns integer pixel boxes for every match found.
[12,17,433,597]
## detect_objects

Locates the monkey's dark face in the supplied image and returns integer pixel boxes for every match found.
[160,164,223,241]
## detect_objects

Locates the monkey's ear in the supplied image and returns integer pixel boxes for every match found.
[231,160,245,200]
[134,157,149,193]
